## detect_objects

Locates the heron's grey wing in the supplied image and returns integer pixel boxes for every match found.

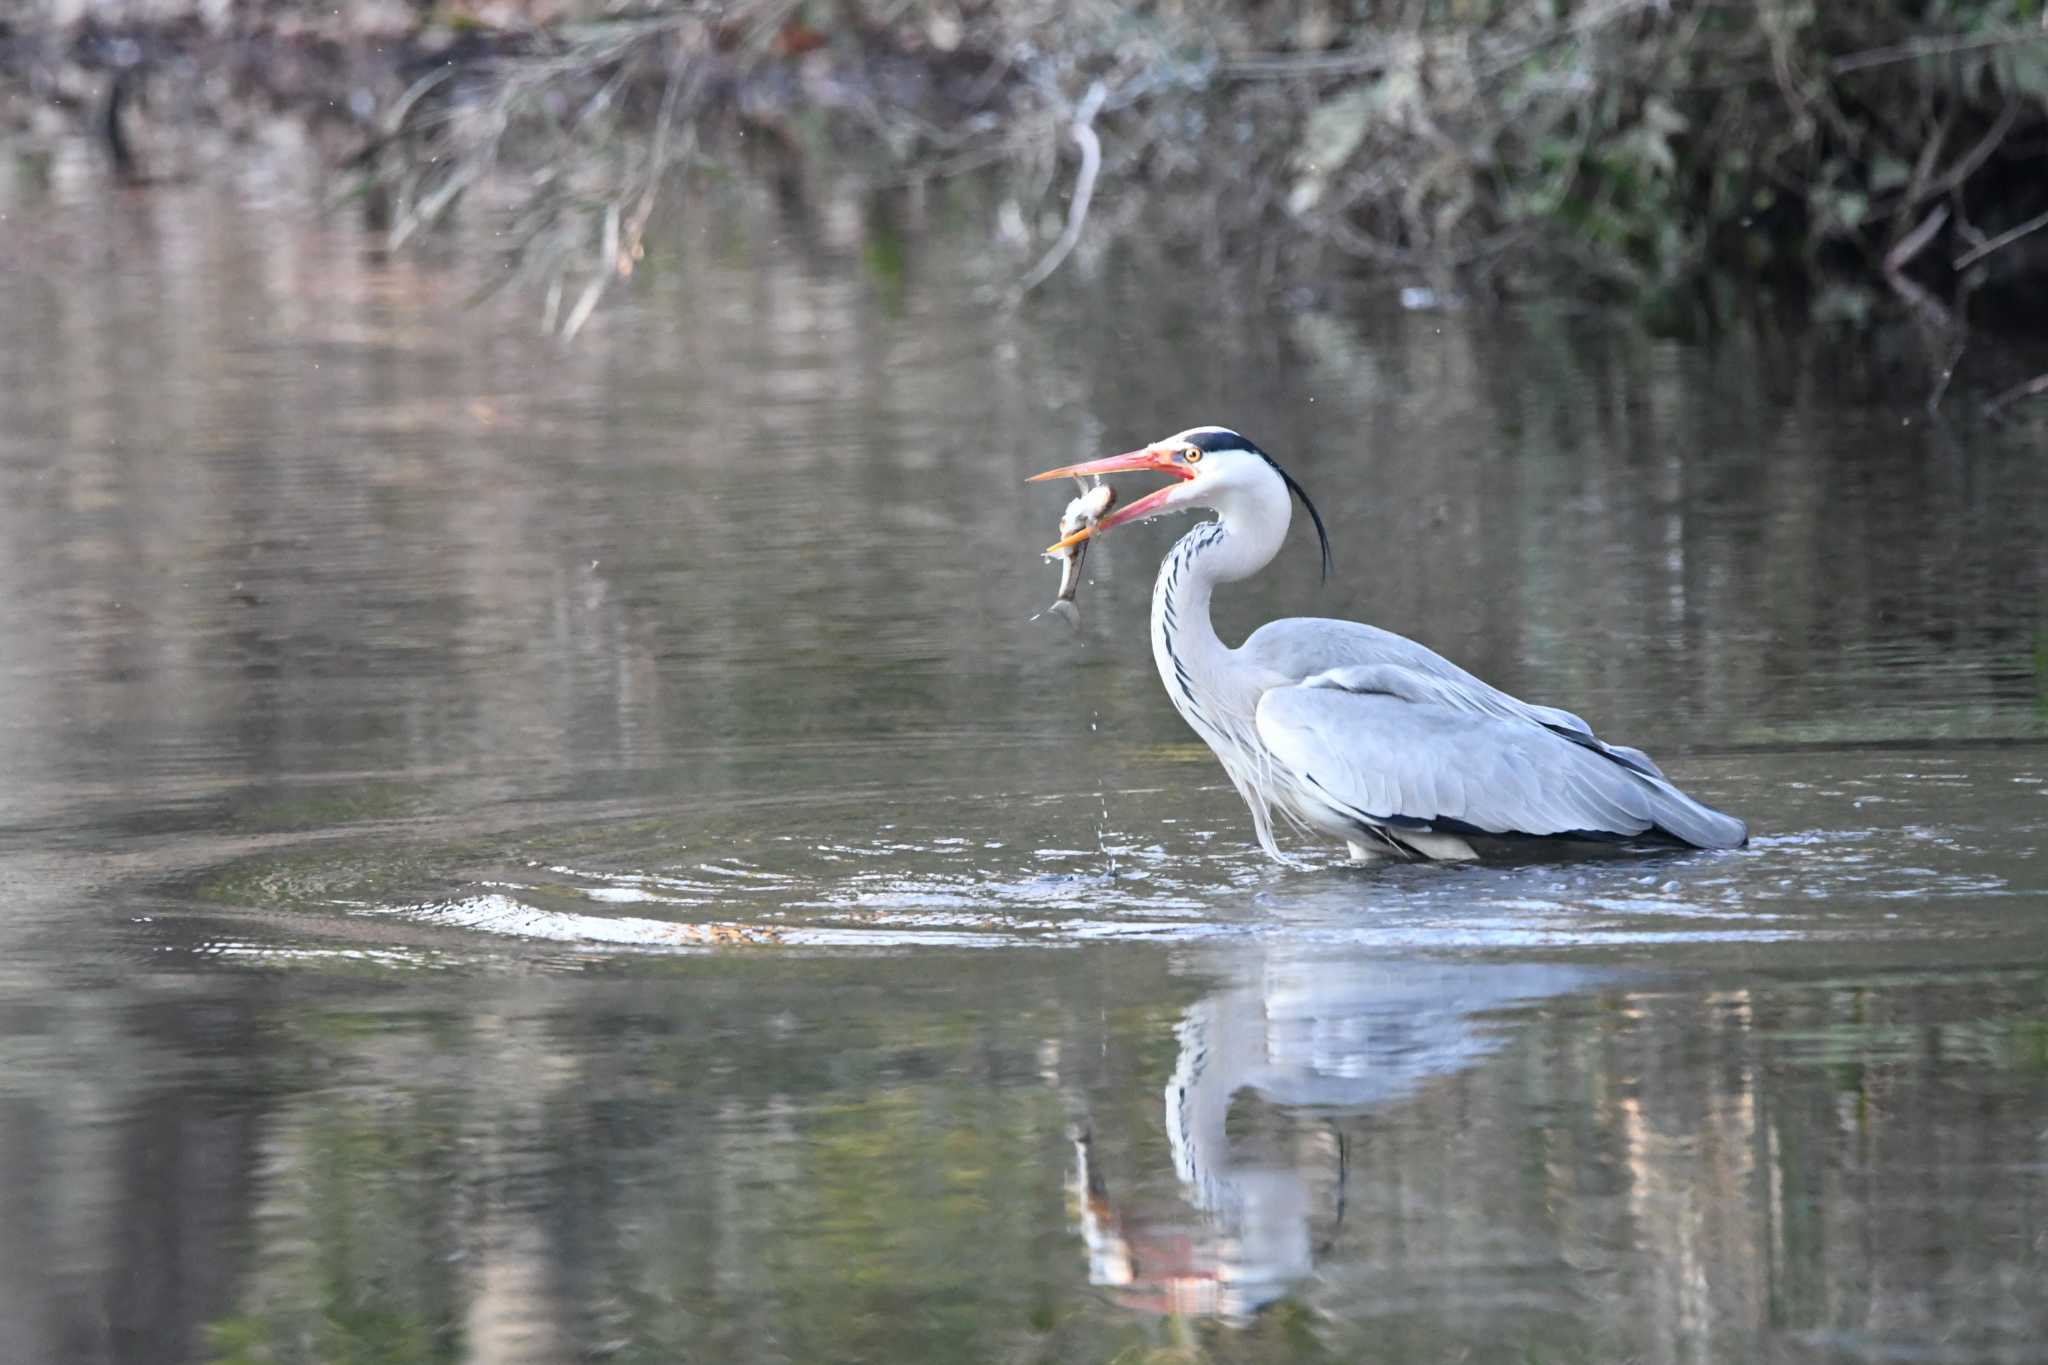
[1254,676,1746,847]
[1241,617,1664,777]
[1243,617,1472,684]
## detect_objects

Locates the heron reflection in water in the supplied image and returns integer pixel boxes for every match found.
[1068,953,1594,1320]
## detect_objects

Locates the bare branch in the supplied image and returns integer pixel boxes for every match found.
[1904,100,2019,214]
[1982,371,2048,419]
[1884,204,1948,276]
[560,201,621,341]
[1014,81,1108,298]
[1830,27,2048,75]
[1954,206,2048,271]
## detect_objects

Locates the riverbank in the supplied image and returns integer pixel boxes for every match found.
[7,1,2046,406]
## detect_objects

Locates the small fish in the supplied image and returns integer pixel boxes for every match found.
[1045,480,1117,629]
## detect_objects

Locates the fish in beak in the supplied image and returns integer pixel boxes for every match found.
[1041,481,1118,629]
[1028,446,1197,555]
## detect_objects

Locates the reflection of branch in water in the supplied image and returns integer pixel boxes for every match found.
[1880,208,1975,417]
[101,65,143,185]
[1313,1125,1348,1260]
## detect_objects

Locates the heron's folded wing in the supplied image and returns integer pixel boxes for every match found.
[1254,680,1668,838]
[1298,661,1666,778]
[1242,620,1669,776]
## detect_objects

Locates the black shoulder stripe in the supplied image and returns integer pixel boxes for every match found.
[1541,723,1662,778]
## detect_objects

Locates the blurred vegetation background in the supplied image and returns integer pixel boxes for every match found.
[6,2,2047,362]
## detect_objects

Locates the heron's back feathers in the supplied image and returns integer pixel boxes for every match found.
[1250,654,1745,850]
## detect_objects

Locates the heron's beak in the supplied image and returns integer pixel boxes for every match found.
[1029,447,1194,554]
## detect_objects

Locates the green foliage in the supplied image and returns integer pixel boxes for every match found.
[1255,1,2048,298]
[28,0,2045,316]
[206,1093,467,1365]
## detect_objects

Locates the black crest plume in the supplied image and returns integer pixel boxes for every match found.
[1184,427,1335,582]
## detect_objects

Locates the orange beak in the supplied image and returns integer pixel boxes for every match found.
[1028,447,1195,554]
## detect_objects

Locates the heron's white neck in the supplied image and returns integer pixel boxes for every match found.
[1150,521,1265,731]
[1149,476,1292,643]
[1149,484,1292,854]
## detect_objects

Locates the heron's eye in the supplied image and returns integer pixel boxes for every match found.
[1183,448,1202,464]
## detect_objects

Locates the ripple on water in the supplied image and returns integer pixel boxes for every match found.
[292,805,2041,961]
[179,939,463,971]
[355,835,1273,950]
[144,753,2046,965]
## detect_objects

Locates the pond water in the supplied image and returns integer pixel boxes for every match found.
[1,167,2045,1364]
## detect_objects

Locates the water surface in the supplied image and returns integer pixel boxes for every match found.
[0,170,2045,1364]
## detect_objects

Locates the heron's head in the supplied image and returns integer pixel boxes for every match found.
[1029,426,1333,579]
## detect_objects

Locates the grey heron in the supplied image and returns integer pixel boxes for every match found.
[1031,426,1748,862]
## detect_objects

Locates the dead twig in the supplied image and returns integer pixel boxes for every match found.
[1884,204,1948,276]
[1954,206,2048,271]
[1924,335,1966,418]
[618,51,702,277]
[1830,27,2048,76]
[1014,80,1107,298]
[1882,217,1961,396]
[1319,214,1416,266]
[560,201,621,341]
[1879,215,1966,418]
[1903,100,2019,215]
[1982,371,2048,419]
[349,64,456,168]
[1220,43,1394,79]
